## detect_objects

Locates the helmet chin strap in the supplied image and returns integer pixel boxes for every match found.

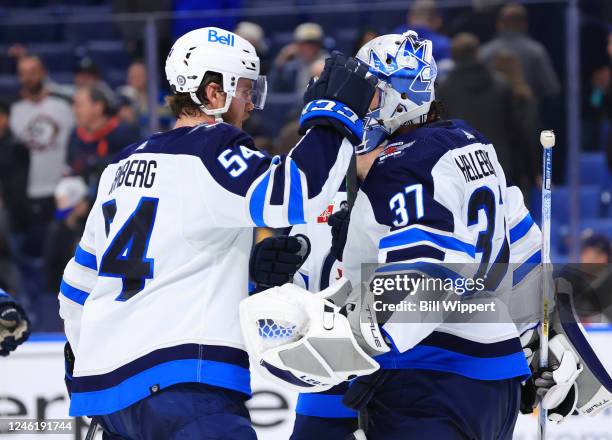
[189,91,233,123]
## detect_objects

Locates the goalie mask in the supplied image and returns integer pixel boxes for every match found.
[355,31,437,154]
[165,27,267,121]
[239,280,379,393]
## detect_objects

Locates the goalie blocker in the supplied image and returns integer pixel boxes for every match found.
[521,278,612,422]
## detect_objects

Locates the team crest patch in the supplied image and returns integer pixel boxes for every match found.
[317,203,334,223]
[378,140,416,162]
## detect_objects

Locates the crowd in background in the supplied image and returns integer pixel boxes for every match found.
[0,0,609,330]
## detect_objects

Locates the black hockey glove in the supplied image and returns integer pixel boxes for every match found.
[249,234,311,293]
[299,51,378,146]
[0,297,30,356]
[64,342,75,396]
[328,208,350,262]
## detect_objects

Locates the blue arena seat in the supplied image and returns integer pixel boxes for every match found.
[580,152,610,186]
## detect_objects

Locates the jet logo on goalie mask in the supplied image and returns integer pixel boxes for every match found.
[367,34,435,106]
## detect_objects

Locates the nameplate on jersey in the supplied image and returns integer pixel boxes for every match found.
[453,148,496,183]
[109,159,157,194]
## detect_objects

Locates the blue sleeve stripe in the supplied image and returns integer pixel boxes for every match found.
[509,213,535,244]
[380,228,475,257]
[288,160,306,224]
[0,289,8,298]
[249,171,271,227]
[512,250,542,286]
[296,393,358,418]
[74,245,97,271]
[60,280,90,305]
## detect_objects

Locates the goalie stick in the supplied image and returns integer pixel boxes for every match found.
[539,130,555,439]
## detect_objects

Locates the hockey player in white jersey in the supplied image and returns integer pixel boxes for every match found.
[0,288,30,356]
[58,27,378,439]
[240,30,612,439]
[249,185,360,439]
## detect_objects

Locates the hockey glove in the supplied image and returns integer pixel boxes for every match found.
[519,328,582,423]
[0,294,30,356]
[299,51,378,146]
[249,234,311,293]
[328,208,350,262]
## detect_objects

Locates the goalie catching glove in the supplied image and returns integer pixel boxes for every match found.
[239,278,383,393]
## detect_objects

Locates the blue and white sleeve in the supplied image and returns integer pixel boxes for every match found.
[202,126,353,228]
[58,202,99,350]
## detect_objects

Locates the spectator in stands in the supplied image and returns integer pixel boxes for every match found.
[438,33,529,191]
[68,83,141,189]
[43,176,89,293]
[10,55,74,257]
[74,57,102,88]
[576,233,612,323]
[490,50,541,188]
[235,21,270,75]
[393,0,451,76]
[480,3,560,101]
[0,101,30,235]
[117,60,148,120]
[269,23,328,93]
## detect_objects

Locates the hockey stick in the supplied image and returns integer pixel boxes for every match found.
[538,130,555,439]
[85,418,99,440]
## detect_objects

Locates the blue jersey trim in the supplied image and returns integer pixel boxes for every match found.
[74,245,97,271]
[375,345,530,381]
[297,272,309,290]
[380,228,475,257]
[60,280,89,305]
[296,393,358,418]
[0,289,8,298]
[249,171,270,227]
[69,359,251,416]
[513,250,542,286]
[510,213,535,244]
[288,160,306,224]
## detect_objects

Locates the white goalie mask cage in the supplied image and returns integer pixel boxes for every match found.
[239,281,380,393]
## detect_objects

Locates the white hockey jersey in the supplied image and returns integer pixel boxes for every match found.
[58,122,353,416]
[291,186,347,292]
[343,119,540,381]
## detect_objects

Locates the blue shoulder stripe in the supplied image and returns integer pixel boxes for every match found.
[74,245,97,271]
[60,280,89,305]
[380,228,475,257]
[510,213,535,244]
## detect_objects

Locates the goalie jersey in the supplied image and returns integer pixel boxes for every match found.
[58,122,353,416]
[343,119,540,381]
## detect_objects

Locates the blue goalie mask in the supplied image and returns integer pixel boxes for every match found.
[355,31,437,154]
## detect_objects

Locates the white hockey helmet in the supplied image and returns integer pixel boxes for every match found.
[165,27,267,120]
[355,31,437,154]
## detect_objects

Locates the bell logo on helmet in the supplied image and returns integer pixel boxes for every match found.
[208,29,235,47]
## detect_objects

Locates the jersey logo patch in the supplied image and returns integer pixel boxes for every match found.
[379,140,415,162]
[317,203,334,223]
